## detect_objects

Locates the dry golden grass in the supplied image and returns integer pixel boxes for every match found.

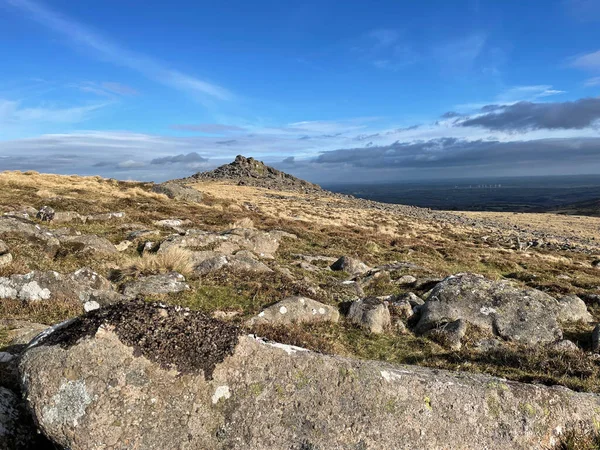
[115,247,194,280]
[230,217,255,229]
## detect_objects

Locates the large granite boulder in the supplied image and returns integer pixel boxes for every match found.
[415,274,563,346]
[18,301,600,450]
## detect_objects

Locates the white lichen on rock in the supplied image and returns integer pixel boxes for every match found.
[42,380,92,427]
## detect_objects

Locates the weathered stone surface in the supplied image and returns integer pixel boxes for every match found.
[415,274,563,346]
[153,219,190,231]
[52,211,85,224]
[59,234,118,255]
[122,272,190,298]
[0,387,53,450]
[19,304,600,450]
[193,253,272,276]
[0,268,114,304]
[0,240,8,255]
[347,297,391,334]
[35,206,55,222]
[248,296,339,326]
[425,319,467,350]
[396,275,417,285]
[0,216,60,256]
[85,212,125,223]
[115,241,132,252]
[556,295,592,323]
[152,182,204,202]
[330,256,371,276]
[0,254,12,268]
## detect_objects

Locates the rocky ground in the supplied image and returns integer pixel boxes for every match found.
[1,162,600,449]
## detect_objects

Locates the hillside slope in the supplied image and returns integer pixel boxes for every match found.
[2,164,600,448]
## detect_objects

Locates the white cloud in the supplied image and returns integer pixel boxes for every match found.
[571,49,600,70]
[0,99,108,129]
[584,77,600,87]
[5,0,232,101]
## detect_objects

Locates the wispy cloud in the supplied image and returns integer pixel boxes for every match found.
[571,49,600,70]
[76,81,139,98]
[584,77,600,87]
[355,29,418,71]
[4,0,232,101]
[0,98,108,128]
[170,123,246,133]
[433,34,487,73]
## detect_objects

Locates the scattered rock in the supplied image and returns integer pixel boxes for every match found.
[396,274,417,285]
[347,297,391,334]
[247,296,339,326]
[0,253,12,267]
[154,219,190,231]
[552,339,580,352]
[330,256,371,276]
[52,211,85,224]
[19,305,600,450]
[556,295,592,323]
[85,212,125,223]
[425,319,467,351]
[0,216,60,256]
[415,274,563,346]
[122,272,190,298]
[115,240,132,252]
[35,206,55,222]
[59,234,118,255]
[127,229,160,241]
[151,181,204,202]
[0,268,114,304]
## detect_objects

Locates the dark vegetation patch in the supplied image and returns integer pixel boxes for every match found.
[39,299,241,379]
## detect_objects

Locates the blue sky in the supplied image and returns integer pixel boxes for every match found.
[1,0,600,182]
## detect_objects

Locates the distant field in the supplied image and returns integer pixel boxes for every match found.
[324,174,600,214]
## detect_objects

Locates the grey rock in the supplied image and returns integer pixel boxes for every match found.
[347,297,391,334]
[194,255,229,275]
[556,295,592,323]
[330,256,371,276]
[415,274,563,346]
[115,241,132,252]
[19,309,600,450]
[425,319,467,351]
[0,254,12,268]
[151,182,203,202]
[247,296,339,326]
[52,211,85,224]
[227,254,273,274]
[396,275,417,285]
[0,216,60,256]
[59,234,117,255]
[0,240,8,255]
[0,268,114,304]
[552,339,580,352]
[35,206,55,222]
[85,212,125,223]
[122,272,190,298]
[126,229,160,241]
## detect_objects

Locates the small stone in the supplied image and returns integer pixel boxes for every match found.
[347,297,391,334]
[0,252,12,267]
[396,275,417,285]
[84,301,101,312]
[330,256,371,276]
[115,241,132,252]
[36,205,55,222]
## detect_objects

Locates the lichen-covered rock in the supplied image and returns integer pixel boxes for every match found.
[122,272,190,298]
[415,274,563,346]
[0,254,12,268]
[247,296,340,326]
[330,256,371,276]
[556,295,592,323]
[347,297,391,333]
[0,268,114,304]
[151,182,204,202]
[19,301,600,450]
[0,216,60,256]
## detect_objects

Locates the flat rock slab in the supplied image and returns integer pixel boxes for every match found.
[19,302,600,450]
[122,272,190,298]
[415,273,563,345]
[248,296,340,326]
